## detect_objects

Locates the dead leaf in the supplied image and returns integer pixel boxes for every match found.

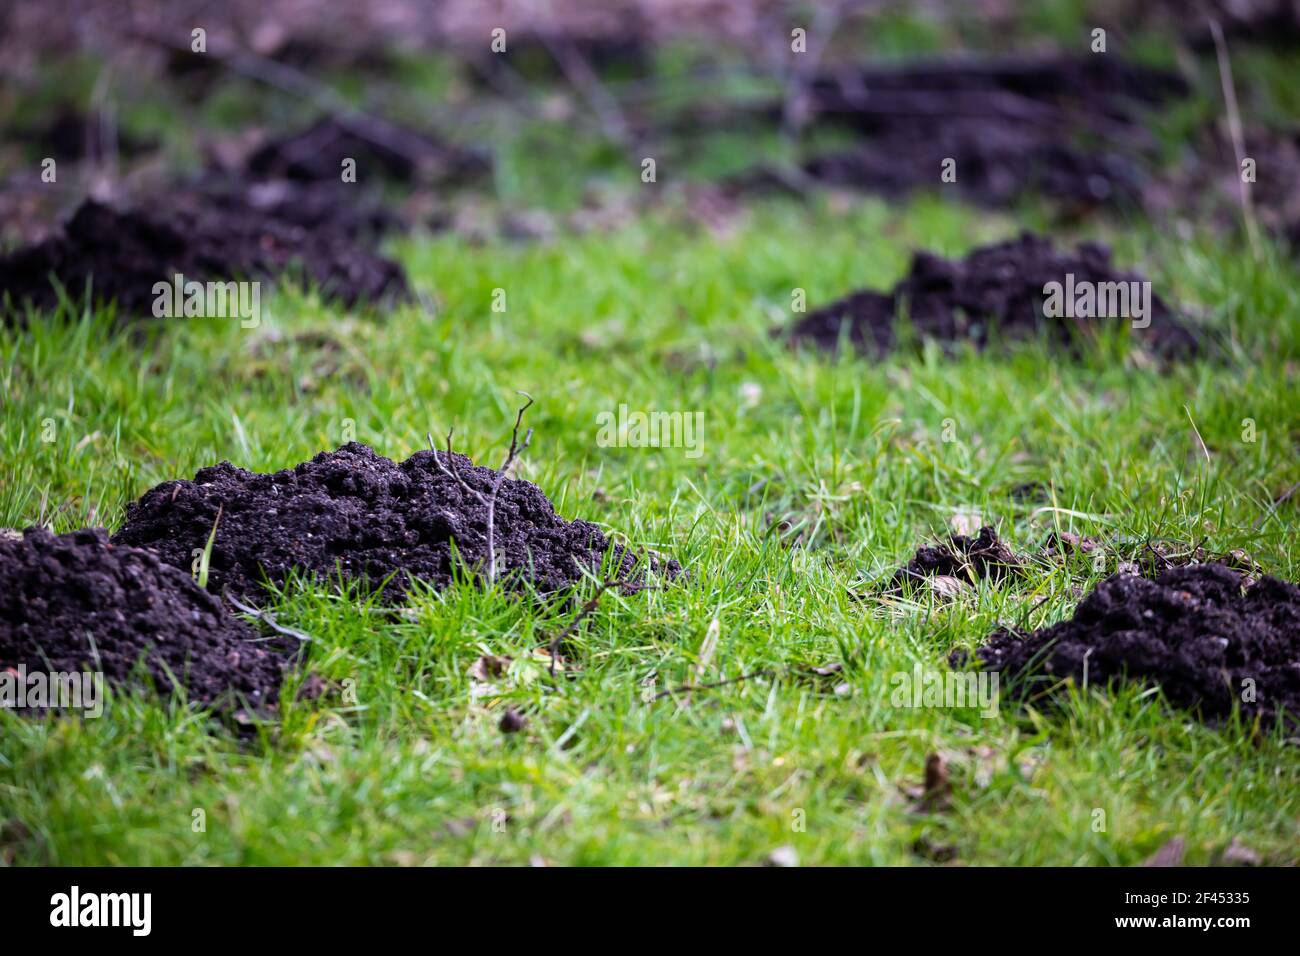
[765,845,799,867]
[929,574,970,600]
[470,654,512,681]
[950,510,984,537]
[499,708,527,734]
[1143,836,1186,867]
[906,752,952,813]
[531,647,568,672]
[1219,837,1261,866]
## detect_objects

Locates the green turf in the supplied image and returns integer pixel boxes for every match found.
[3,20,1300,865]
[2,190,1298,865]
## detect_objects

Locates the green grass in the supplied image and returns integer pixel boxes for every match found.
[2,191,1298,865]
[4,16,1300,865]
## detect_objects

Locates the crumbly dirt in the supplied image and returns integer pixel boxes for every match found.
[785,232,1202,359]
[0,528,288,711]
[196,175,402,238]
[879,526,1261,598]
[953,563,1300,728]
[882,526,1025,593]
[741,56,1186,211]
[112,442,677,602]
[0,196,408,321]
[796,127,1145,211]
[243,115,490,186]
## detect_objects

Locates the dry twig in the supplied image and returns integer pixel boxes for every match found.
[1209,18,1262,259]
[545,577,636,676]
[428,392,534,586]
[224,589,314,644]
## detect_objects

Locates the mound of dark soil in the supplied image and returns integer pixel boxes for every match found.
[786,232,1201,358]
[112,442,675,602]
[245,115,489,186]
[883,526,1025,593]
[798,126,1144,210]
[0,197,407,320]
[800,56,1185,125]
[196,175,401,238]
[743,56,1185,210]
[0,528,287,711]
[954,563,1300,727]
[880,525,1260,598]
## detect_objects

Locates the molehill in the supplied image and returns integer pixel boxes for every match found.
[786,232,1202,359]
[882,525,1025,593]
[112,442,676,602]
[0,197,407,322]
[744,55,1186,211]
[0,528,288,711]
[953,563,1300,727]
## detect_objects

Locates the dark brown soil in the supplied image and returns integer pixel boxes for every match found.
[196,175,401,238]
[244,115,490,187]
[744,56,1186,211]
[112,442,676,602]
[0,196,407,321]
[798,129,1144,210]
[785,232,1202,358]
[880,526,1261,597]
[799,56,1185,120]
[0,528,287,711]
[882,526,1025,593]
[953,563,1300,728]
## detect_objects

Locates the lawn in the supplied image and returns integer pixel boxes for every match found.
[2,10,1299,867]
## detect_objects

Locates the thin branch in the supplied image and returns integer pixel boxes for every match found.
[427,427,487,505]
[121,26,430,166]
[1253,480,1300,529]
[224,590,314,643]
[426,392,534,586]
[499,391,536,472]
[545,577,635,676]
[537,33,635,150]
[1209,18,1262,260]
[780,0,849,143]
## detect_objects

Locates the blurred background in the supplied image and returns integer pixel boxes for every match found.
[1,0,1297,259]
